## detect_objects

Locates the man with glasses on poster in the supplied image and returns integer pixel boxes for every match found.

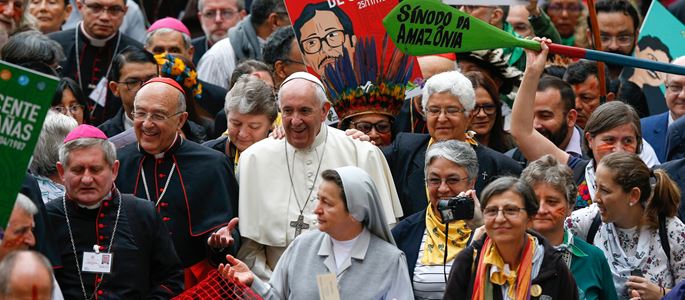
[292,1,357,77]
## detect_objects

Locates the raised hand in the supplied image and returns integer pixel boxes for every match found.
[218,255,255,286]
[208,217,239,249]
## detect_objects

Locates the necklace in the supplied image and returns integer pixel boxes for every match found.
[141,162,176,206]
[285,128,328,237]
[63,190,122,300]
[74,22,121,96]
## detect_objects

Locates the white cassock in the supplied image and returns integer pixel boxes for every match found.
[236,125,403,280]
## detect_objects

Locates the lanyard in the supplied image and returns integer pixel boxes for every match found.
[74,22,121,91]
[63,191,122,300]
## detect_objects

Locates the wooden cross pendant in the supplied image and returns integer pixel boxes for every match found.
[289,214,310,237]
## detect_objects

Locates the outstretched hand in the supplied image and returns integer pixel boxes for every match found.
[218,255,255,286]
[524,37,551,75]
[345,128,373,144]
[208,217,239,249]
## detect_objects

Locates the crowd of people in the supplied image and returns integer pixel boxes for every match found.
[1,0,685,299]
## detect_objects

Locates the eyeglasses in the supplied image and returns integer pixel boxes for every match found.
[426,176,469,188]
[473,104,497,116]
[599,34,635,47]
[132,110,183,122]
[426,106,466,117]
[546,4,583,15]
[51,104,84,115]
[667,84,683,94]
[482,205,527,219]
[81,0,125,16]
[300,30,346,54]
[201,9,238,20]
[351,120,392,134]
[118,76,156,91]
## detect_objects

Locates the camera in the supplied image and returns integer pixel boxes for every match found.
[437,195,474,223]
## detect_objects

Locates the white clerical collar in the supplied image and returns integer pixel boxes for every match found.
[75,191,112,209]
[80,22,116,47]
[123,112,133,131]
[564,127,583,157]
[291,123,328,152]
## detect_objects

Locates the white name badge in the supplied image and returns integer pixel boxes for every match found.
[316,273,340,300]
[89,77,109,107]
[82,252,112,274]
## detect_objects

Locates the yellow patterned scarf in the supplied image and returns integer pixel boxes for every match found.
[422,208,471,265]
[421,135,476,265]
[471,235,536,300]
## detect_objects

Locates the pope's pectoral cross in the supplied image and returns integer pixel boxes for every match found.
[290,214,310,237]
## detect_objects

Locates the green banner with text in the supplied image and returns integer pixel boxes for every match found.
[383,0,538,55]
[0,61,58,229]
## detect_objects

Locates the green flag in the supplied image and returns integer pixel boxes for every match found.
[0,61,58,228]
[382,0,539,55]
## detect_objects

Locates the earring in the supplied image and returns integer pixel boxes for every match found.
[629,202,635,207]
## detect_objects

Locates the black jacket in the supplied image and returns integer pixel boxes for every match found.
[443,230,579,300]
[383,133,522,217]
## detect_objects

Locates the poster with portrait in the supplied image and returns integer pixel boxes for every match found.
[621,0,685,115]
[283,0,422,82]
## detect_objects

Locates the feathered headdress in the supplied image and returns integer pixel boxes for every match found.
[322,35,414,127]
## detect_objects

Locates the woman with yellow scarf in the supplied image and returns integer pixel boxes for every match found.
[392,140,483,299]
[444,177,578,300]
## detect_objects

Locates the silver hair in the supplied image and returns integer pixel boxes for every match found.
[422,70,476,117]
[521,155,578,208]
[30,111,78,178]
[0,30,65,65]
[145,27,192,51]
[424,140,479,181]
[224,74,278,121]
[0,250,54,296]
[278,78,329,108]
[58,138,117,168]
[198,0,245,12]
[13,193,38,217]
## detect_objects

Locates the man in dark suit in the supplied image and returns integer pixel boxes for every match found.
[642,56,685,162]
[383,71,522,217]
[192,0,246,65]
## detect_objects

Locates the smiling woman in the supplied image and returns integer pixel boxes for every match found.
[444,176,578,300]
[28,0,72,34]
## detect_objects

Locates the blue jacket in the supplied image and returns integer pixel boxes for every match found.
[641,111,669,162]
[391,209,427,279]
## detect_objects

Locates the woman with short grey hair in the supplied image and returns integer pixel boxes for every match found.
[203,74,278,174]
[392,140,482,299]
[30,111,78,203]
[521,155,618,299]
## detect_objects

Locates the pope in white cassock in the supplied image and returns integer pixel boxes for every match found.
[236,72,403,281]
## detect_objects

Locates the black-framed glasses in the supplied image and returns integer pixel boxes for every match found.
[51,104,84,115]
[482,205,526,219]
[546,3,583,14]
[201,9,238,20]
[81,0,125,16]
[426,106,466,117]
[425,176,469,188]
[300,30,346,54]
[473,104,497,116]
[599,34,634,47]
[132,110,183,122]
[118,76,156,91]
[351,120,392,134]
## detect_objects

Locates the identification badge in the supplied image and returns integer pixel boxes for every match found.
[316,273,340,300]
[82,252,112,273]
[89,77,108,107]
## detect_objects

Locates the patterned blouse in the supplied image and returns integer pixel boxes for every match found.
[566,204,685,298]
